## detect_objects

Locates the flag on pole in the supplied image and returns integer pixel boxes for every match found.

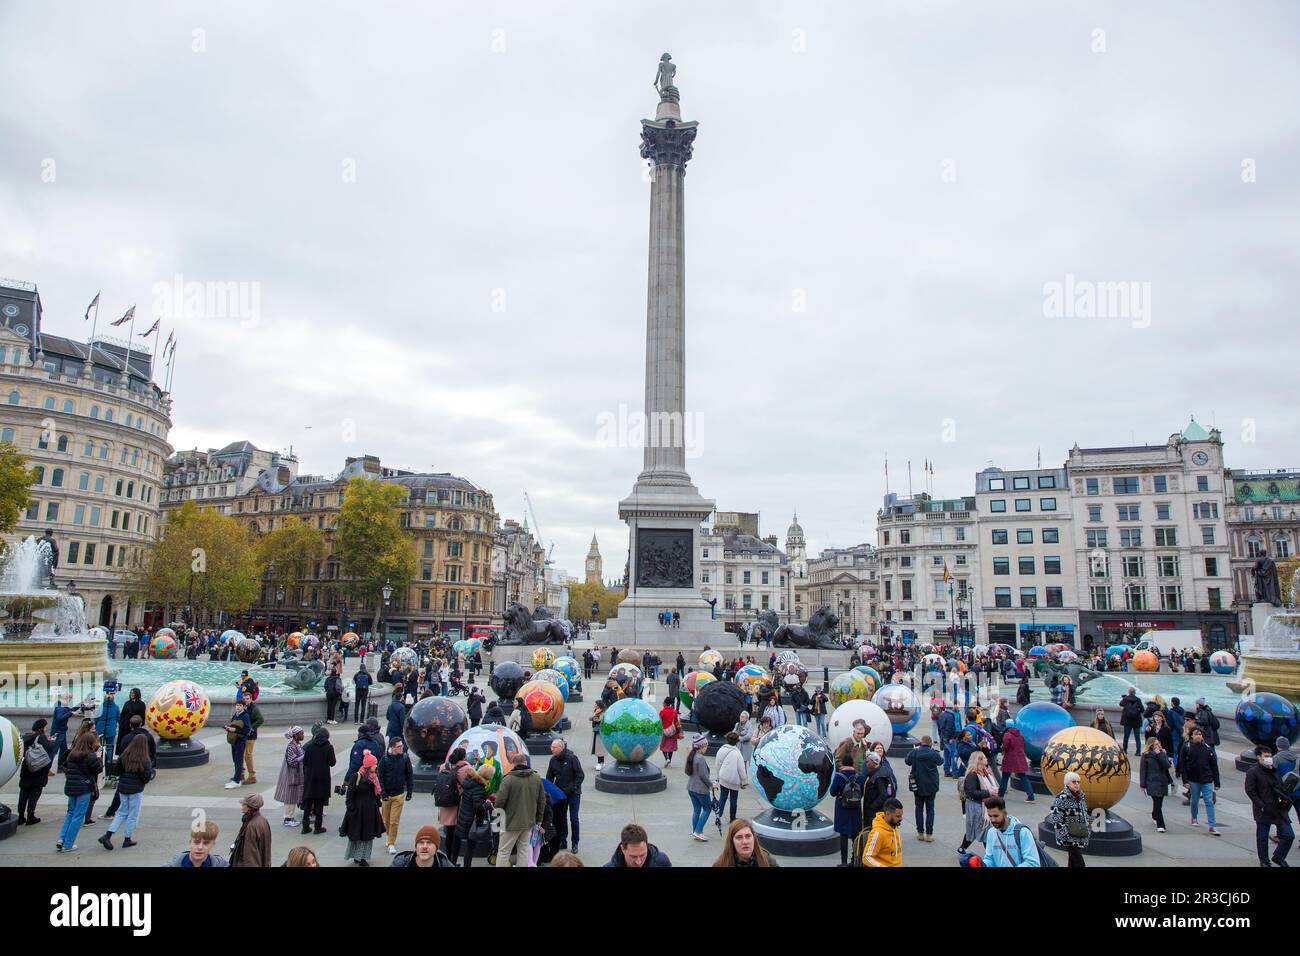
[110,305,135,327]
[943,563,951,584]
[163,329,174,354]
[138,318,160,338]
[84,292,99,321]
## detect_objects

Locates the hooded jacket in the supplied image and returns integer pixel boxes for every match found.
[495,765,546,832]
[347,724,386,777]
[715,743,749,791]
[377,750,414,799]
[861,811,902,867]
[603,842,673,867]
[999,727,1030,774]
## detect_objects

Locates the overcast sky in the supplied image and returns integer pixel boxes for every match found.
[2,1,1297,579]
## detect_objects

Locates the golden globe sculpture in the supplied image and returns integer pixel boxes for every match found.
[1039,725,1131,811]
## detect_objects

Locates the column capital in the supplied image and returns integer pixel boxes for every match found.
[640,119,698,172]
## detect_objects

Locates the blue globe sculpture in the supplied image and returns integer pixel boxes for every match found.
[1235,693,1300,748]
[750,724,835,812]
[553,656,580,686]
[1012,701,1074,762]
[534,667,571,702]
[854,665,883,689]
[873,682,921,735]
[1028,646,1049,657]
[1104,645,1129,659]
[599,698,663,763]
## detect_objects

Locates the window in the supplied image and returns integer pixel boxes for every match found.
[73,504,85,525]
[90,405,99,419]
[899,530,910,544]
[931,528,943,543]
[83,543,96,565]
[901,580,912,601]
[1278,539,1292,559]
[1014,499,1031,512]
[1125,584,1146,611]
[1155,503,1171,520]
[44,502,58,521]
[1120,528,1142,548]
[104,409,113,422]
[1160,585,1182,611]
[932,556,943,567]
[1201,526,1215,545]
[1122,555,1144,577]
[1087,506,1102,522]
[24,502,38,520]
[1039,498,1057,511]
[89,506,100,526]
[1158,555,1179,577]
[1086,529,1108,548]
[1246,536,1265,559]
[993,557,1010,575]
[1154,528,1177,547]
[51,468,63,487]
[1091,585,1112,610]
[1016,529,1033,544]
[1044,556,1061,575]
[884,580,891,600]
[1013,476,1030,490]
[989,478,1005,491]
[725,571,733,585]
[933,579,946,600]
[1117,505,1140,521]
[0,427,12,443]
[701,570,710,584]
[32,465,44,484]
[1208,588,1222,610]
[105,545,115,566]
[6,390,18,405]
[1046,587,1064,608]
[880,533,888,547]
[955,555,967,566]
[991,529,1008,545]
[989,500,1006,513]
[1017,557,1034,575]
[1197,475,1209,492]
[955,527,966,542]
[742,571,751,584]
[1042,528,1060,544]
[995,587,1012,608]
[1086,478,1099,496]
[42,396,54,410]
[1038,475,1057,489]
[1019,587,1037,607]
[66,542,79,564]
[1153,475,1168,493]
[1193,502,1219,519]
[900,557,912,568]
[94,475,104,493]
[1114,476,1139,494]
[1205,557,1219,576]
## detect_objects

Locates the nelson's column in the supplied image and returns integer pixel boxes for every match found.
[603,54,728,649]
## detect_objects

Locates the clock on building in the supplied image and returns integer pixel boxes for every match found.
[1192,451,1209,465]
[2,304,19,318]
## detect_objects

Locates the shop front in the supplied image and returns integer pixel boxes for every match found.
[1078,612,1237,653]
[1018,622,1076,649]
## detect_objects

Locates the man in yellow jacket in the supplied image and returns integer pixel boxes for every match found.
[861,798,904,867]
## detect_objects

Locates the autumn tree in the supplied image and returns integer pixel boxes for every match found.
[0,441,35,560]
[335,477,416,633]
[566,580,624,624]
[258,515,327,593]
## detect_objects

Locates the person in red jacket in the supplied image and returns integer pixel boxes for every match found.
[996,724,1036,802]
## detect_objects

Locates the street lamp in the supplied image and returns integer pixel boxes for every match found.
[381,582,393,641]
[275,585,285,637]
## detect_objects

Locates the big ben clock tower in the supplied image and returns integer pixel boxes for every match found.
[585,534,603,584]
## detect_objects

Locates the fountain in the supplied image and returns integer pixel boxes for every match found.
[0,535,111,698]
[1229,563,1300,702]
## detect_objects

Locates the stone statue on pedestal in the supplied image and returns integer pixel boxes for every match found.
[1252,555,1282,606]
[653,53,678,102]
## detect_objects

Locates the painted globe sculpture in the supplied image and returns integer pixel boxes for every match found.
[145,679,211,740]
[859,643,878,659]
[826,699,891,753]
[1028,645,1050,658]
[452,640,469,656]
[922,653,946,669]
[517,679,565,732]
[1103,644,1129,659]
[220,629,244,645]
[775,650,801,669]
[1210,650,1237,675]
[829,670,873,707]
[599,697,663,763]
[1056,650,1078,664]
[734,664,767,696]
[608,662,643,697]
[873,683,922,735]
[778,659,809,687]
[1132,650,1159,672]
[303,635,320,649]
[1012,702,1075,762]
[448,723,528,794]
[149,630,178,659]
[694,680,746,734]
[680,670,715,708]
[533,668,571,702]
[234,637,261,663]
[404,696,470,764]
[286,631,303,650]
[391,647,419,670]
[1235,693,1300,747]
[0,714,21,790]
[699,649,723,670]
[89,625,109,642]
[853,665,883,694]
[1040,725,1131,811]
[552,656,580,687]
[465,638,483,654]
[616,647,642,667]
[533,647,557,670]
[342,631,360,648]
[750,724,834,812]
[488,660,527,700]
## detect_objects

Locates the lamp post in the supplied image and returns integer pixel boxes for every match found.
[381,582,393,641]
[275,585,285,637]
[948,582,956,646]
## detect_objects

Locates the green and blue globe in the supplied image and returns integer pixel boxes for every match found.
[534,667,571,702]
[751,724,834,812]
[599,697,662,763]
[553,656,580,686]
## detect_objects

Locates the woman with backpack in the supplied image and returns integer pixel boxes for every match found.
[18,718,57,826]
[659,697,681,767]
[275,726,305,828]
[436,746,471,859]
[959,751,997,854]
[1045,771,1090,866]
[97,734,152,850]
[829,751,863,866]
[57,729,102,852]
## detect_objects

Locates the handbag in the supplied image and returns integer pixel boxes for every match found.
[1065,816,1090,840]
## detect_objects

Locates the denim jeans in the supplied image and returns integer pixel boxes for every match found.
[795,712,809,727]
[998,772,1036,800]
[688,790,711,834]
[913,794,935,835]
[814,714,828,737]
[717,786,739,822]
[108,792,143,838]
[942,740,958,776]
[59,793,92,847]
[1121,725,1141,756]
[1170,732,1182,770]
[1189,781,1216,827]
[230,739,246,782]
[1258,818,1294,865]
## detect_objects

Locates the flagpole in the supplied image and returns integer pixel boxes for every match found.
[121,308,137,388]
[166,341,177,394]
[85,294,101,371]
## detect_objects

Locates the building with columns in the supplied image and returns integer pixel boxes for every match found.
[0,278,173,630]
[698,515,789,632]
[492,518,545,616]
[1225,467,1300,635]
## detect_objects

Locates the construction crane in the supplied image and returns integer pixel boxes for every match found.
[523,491,555,567]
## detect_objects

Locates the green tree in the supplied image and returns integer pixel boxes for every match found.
[567,580,623,624]
[258,515,327,592]
[335,477,416,633]
[0,441,35,559]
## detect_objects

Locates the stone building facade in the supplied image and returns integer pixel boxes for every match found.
[1225,467,1300,635]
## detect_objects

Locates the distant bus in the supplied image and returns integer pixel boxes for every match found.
[468,624,503,643]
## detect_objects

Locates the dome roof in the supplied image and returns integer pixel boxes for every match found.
[1182,417,1210,442]
[787,512,805,539]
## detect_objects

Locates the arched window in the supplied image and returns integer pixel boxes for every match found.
[94,475,105,493]
[90,405,100,419]
[8,390,20,405]
[449,518,463,531]
[56,435,68,452]
[125,414,133,428]
[62,399,74,413]
[0,427,13,443]
[104,408,113,422]
[51,468,64,487]
[79,472,89,491]
[99,442,109,460]
[1246,534,1265,559]
[32,466,44,483]
[42,396,55,410]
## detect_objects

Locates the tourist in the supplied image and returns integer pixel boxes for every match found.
[1194,698,1222,753]
[94,687,120,770]
[666,669,681,713]
[658,697,680,767]
[346,717,386,777]
[996,722,1035,802]
[115,688,146,751]
[452,759,492,867]
[221,699,253,790]
[50,692,88,772]
[1180,727,1221,834]
[391,824,455,867]
[545,738,585,853]
[385,684,407,742]
[354,662,372,722]
[599,678,620,709]
[589,699,607,771]
[979,796,1043,867]
[56,729,101,852]
[829,751,863,865]
[1139,737,1172,833]
[299,726,336,835]
[324,667,343,723]
[1119,689,1144,756]
[675,652,686,677]
[231,792,272,866]
[904,735,943,842]
[17,719,56,826]
[1045,771,1089,867]
[1090,708,1116,738]
[284,846,320,867]
[715,731,748,824]
[102,715,155,822]
[761,692,786,730]
[1147,711,1174,757]
[861,797,905,867]
[494,751,546,867]
[1245,745,1294,867]
[377,736,414,855]
[811,685,830,737]
[603,822,672,867]
[549,850,583,867]
[936,702,959,777]
[1168,697,1186,769]
[959,751,997,854]
[341,750,385,866]
[685,734,714,842]
[242,691,264,785]
[274,726,305,828]
[835,719,871,774]
[733,711,759,764]
[96,734,151,851]
[484,697,506,726]
[163,820,228,867]
[466,685,485,726]
[1015,672,1031,707]
[712,818,777,867]
[340,673,354,721]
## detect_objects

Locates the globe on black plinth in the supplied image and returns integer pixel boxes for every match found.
[693,680,745,735]
[489,660,526,701]
[404,696,470,767]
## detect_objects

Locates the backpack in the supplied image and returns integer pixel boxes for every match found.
[1008,822,1059,868]
[432,767,461,808]
[838,774,863,808]
[24,737,51,773]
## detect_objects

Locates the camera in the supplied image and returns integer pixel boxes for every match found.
[103,679,122,695]
[333,784,347,796]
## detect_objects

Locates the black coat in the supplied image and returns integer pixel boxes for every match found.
[391,849,456,867]
[454,770,489,840]
[115,767,153,796]
[116,699,147,745]
[546,749,585,797]
[18,732,56,788]
[1139,750,1172,798]
[1119,694,1144,728]
[1244,763,1288,823]
[63,752,102,797]
[342,777,385,841]
[301,732,337,801]
[904,745,944,797]
[1179,740,1220,787]
[116,727,157,769]
[467,690,484,721]
[377,752,413,799]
